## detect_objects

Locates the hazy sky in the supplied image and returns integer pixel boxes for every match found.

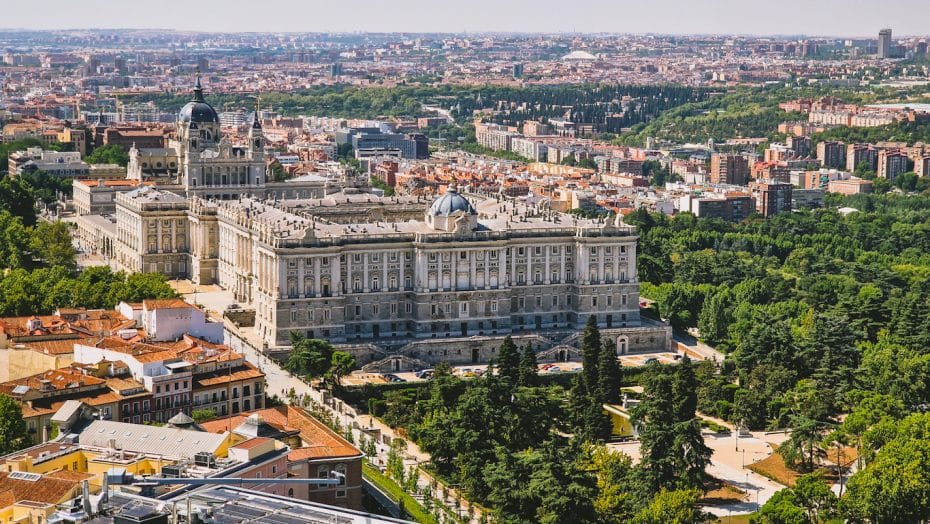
[2,0,929,37]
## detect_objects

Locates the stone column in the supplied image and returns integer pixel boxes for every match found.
[382,252,389,291]
[544,249,551,284]
[363,255,369,293]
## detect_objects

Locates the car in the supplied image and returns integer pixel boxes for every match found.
[673,354,683,360]
[415,369,434,379]
[548,366,561,373]
[383,373,405,383]
[643,357,658,365]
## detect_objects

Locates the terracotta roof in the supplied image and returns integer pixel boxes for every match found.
[194,364,264,388]
[143,299,194,310]
[201,406,361,461]
[286,406,361,459]
[232,437,271,450]
[132,350,180,364]
[19,339,79,356]
[6,442,79,462]
[0,310,133,339]
[0,367,106,396]
[0,471,82,505]
[199,408,292,435]
[45,470,93,482]
[82,391,121,406]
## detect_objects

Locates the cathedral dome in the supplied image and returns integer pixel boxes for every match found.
[179,76,219,125]
[428,186,476,217]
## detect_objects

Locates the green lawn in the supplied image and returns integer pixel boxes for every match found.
[363,461,438,524]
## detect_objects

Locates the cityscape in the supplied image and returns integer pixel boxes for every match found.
[0,2,929,523]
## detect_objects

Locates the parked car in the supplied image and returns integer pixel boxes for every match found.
[383,373,405,383]
[644,357,658,365]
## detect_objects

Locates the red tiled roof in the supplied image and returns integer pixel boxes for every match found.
[0,471,82,505]
[232,437,271,450]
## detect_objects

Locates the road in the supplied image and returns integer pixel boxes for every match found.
[675,332,726,362]
[229,328,483,523]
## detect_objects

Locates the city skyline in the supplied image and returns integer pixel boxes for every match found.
[2,0,930,37]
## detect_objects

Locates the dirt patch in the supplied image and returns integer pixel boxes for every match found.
[748,446,843,487]
[748,448,800,487]
[701,476,747,505]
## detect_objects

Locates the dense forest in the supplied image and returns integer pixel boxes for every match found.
[624,193,930,521]
[614,83,930,146]
[369,328,713,524]
[125,84,706,129]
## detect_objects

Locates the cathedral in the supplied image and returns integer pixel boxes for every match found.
[127,75,267,201]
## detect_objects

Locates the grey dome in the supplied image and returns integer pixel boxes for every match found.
[179,76,219,124]
[428,187,476,216]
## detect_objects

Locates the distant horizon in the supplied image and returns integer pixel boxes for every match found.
[0,28,924,40]
[1,0,928,37]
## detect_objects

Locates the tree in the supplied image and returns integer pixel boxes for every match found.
[672,355,698,424]
[285,334,335,379]
[588,445,637,524]
[582,316,602,389]
[780,414,825,472]
[807,312,859,410]
[329,351,357,387]
[85,144,130,166]
[529,440,600,524]
[518,344,539,387]
[634,369,680,493]
[29,221,75,269]
[191,409,216,423]
[0,394,29,453]
[842,432,930,523]
[0,177,37,225]
[497,336,521,386]
[753,488,808,524]
[632,489,708,524]
[697,286,732,344]
[635,364,711,493]
[596,339,622,404]
[792,472,837,523]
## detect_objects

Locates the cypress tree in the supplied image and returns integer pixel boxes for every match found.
[597,339,622,404]
[518,344,539,387]
[497,336,520,386]
[672,355,698,423]
[582,315,602,389]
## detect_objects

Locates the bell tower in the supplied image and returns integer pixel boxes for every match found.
[248,112,264,161]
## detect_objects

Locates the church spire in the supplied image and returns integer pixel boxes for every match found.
[192,72,204,102]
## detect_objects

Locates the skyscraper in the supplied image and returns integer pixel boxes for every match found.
[878,28,892,59]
